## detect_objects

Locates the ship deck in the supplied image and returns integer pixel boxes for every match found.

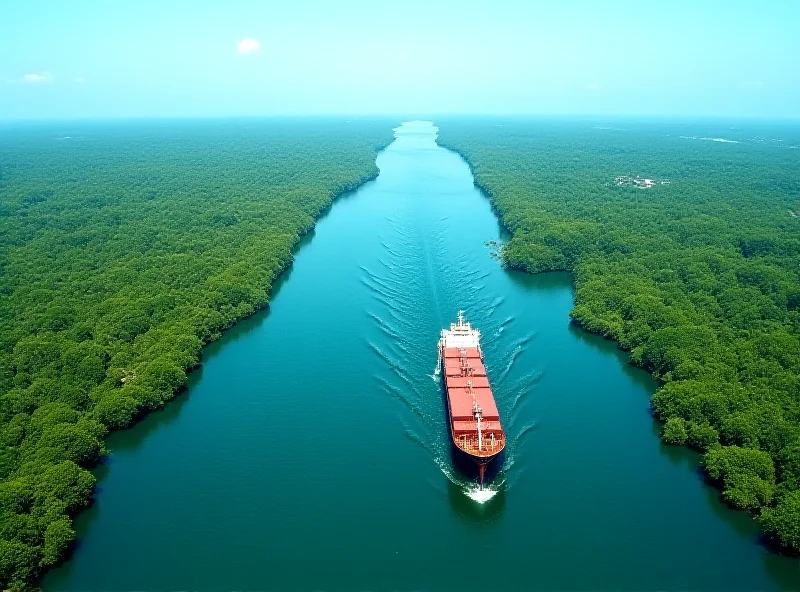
[439,322,506,463]
[453,431,506,458]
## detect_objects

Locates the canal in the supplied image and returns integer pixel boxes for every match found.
[44,121,798,590]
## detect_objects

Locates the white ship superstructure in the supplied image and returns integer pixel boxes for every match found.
[438,310,481,352]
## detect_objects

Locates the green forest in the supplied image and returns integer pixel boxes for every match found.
[0,119,393,589]
[437,119,800,553]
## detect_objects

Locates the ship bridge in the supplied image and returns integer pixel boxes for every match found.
[439,310,481,350]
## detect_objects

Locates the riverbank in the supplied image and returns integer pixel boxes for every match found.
[42,121,799,591]
[0,119,395,589]
[435,118,800,555]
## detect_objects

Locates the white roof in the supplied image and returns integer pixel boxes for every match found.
[439,311,481,348]
[441,329,480,349]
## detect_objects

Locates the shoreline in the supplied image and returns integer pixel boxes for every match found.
[435,135,796,558]
[32,135,396,587]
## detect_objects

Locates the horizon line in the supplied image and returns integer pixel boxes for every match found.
[3,113,800,125]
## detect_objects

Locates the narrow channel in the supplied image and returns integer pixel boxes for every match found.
[44,122,798,591]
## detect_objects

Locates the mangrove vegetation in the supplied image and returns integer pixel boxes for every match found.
[437,119,800,553]
[0,118,393,589]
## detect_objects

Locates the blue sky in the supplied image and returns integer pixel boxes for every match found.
[1,0,798,119]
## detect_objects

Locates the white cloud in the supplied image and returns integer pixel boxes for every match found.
[21,71,53,84]
[237,38,261,55]
[73,76,87,84]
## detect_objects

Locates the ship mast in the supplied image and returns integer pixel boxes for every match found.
[467,379,484,451]
[468,377,486,487]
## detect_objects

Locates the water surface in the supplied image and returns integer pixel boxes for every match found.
[45,122,799,591]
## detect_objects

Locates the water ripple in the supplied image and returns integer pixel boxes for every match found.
[363,191,537,501]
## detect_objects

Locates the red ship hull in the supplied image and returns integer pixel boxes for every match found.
[439,342,506,482]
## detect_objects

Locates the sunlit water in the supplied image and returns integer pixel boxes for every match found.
[44,122,799,591]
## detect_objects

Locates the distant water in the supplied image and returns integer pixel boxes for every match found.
[44,122,799,591]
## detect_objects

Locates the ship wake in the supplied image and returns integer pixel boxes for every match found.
[363,200,536,503]
[466,487,499,504]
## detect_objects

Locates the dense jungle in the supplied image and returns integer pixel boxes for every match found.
[0,119,393,589]
[437,119,800,553]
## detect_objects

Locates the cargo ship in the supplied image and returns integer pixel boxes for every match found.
[438,311,505,486]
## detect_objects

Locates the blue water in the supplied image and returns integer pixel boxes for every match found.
[44,122,800,591]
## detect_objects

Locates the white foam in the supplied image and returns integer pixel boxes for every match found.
[466,486,499,504]
[678,135,739,144]
[436,461,506,504]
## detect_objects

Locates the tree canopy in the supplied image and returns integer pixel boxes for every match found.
[437,119,800,553]
[0,118,393,588]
